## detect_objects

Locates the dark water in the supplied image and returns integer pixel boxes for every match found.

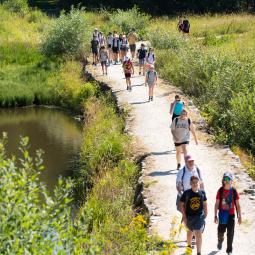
[0,107,83,192]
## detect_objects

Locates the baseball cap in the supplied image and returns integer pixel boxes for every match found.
[185,154,194,161]
[223,172,233,181]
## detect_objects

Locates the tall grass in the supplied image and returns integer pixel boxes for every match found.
[148,14,255,155]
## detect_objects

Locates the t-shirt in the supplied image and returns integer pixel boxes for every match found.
[128,32,137,44]
[170,117,190,143]
[176,166,203,191]
[216,188,240,215]
[147,53,155,64]
[181,189,207,215]
[91,39,99,50]
[173,101,184,115]
[123,60,133,74]
[147,70,157,85]
[138,48,147,59]
[107,35,113,45]
[99,50,108,62]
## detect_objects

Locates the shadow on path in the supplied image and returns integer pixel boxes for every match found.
[148,169,178,177]
[207,251,219,255]
[130,101,149,105]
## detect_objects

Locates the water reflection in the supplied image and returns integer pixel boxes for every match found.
[0,107,83,192]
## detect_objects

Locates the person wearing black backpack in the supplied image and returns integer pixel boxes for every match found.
[214,172,242,255]
[170,109,198,169]
[182,17,190,34]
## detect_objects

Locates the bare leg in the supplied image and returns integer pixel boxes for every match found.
[194,231,202,254]
[187,230,193,247]
[175,145,182,166]
[181,144,188,157]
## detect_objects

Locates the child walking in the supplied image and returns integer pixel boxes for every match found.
[99,46,109,75]
[145,65,157,101]
[137,43,147,75]
[122,54,134,91]
[214,172,242,255]
[170,95,185,121]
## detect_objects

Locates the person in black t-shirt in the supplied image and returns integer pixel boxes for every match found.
[180,175,207,255]
[137,43,147,75]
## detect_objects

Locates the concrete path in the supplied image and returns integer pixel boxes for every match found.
[87,59,255,255]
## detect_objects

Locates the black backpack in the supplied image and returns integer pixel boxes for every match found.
[182,19,190,32]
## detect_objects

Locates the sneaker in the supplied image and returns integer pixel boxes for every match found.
[217,242,222,250]
[151,96,153,101]
[197,253,201,255]
[139,71,141,75]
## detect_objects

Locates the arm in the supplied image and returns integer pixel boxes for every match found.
[236,199,242,224]
[180,201,187,225]
[190,122,198,145]
[176,168,183,193]
[131,62,134,75]
[204,201,208,218]
[214,199,220,224]
[170,102,174,115]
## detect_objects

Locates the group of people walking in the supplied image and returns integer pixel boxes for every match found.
[170,97,242,255]
[91,25,243,255]
[91,28,158,101]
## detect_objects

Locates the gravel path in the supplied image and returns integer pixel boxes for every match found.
[87,60,255,255]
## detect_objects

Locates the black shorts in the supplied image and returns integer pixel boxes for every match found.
[187,214,205,232]
[92,48,98,55]
[129,44,136,52]
[112,47,119,53]
[174,141,189,147]
[125,73,131,78]
[101,61,107,66]
[121,46,128,52]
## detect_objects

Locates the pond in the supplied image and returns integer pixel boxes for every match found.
[0,107,83,192]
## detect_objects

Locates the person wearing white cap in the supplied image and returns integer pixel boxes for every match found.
[214,172,242,255]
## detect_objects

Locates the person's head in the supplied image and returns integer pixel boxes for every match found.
[108,32,112,35]
[180,109,188,119]
[190,175,200,191]
[114,34,118,38]
[94,28,98,32]
[119,34,123,38]
[149,47,154,53]
[185,154,195,169]
[222,172,233,188]
[141,43,145,48]
[123,34,126,38]
[175,95,181,101]
[100,45,106,51]
[99,31,103,35]
[149,65,154,70]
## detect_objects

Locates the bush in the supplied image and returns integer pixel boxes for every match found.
[2,0,29,16]
[41,7,88,59]
[108,6,150,39]
[0,135,100,254]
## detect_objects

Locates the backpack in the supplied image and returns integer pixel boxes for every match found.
[219,187,238,216]
[182,19,190,32]
[175,117,191,130]
[181,165,201,183]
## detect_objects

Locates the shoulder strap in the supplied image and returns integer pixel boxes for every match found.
[175,117,178,126]
[181,166,186,182]
[219,186,224,206]
[196,166,201,179]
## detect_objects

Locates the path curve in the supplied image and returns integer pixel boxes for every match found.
[87,59,255,255]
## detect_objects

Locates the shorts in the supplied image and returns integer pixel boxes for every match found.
[147,82,155,87]
[172,113,180,121]
[139,58,145,65]
[187,214,205,232]
[124,73,131,78]
[129,44,136,52]
[174,141,189,147]
[101,61,107,66]
[121,46,128,52]
[112,47,119,53]
[92,48,98,55]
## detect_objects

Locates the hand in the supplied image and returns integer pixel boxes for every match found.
[195,140,198,145]
[214,216,218,224]
[238,216,242,224]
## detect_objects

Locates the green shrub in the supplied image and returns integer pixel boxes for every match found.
[41,8,88,59]
[108,6,150,39]
[2,0,29,16]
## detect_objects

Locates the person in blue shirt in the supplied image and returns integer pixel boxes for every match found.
[170,94,185,121]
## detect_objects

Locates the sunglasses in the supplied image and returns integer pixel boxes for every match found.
[223,177,231,181]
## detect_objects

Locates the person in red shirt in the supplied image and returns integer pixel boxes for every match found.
[214,172,242,255]
[122,53,134,91]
